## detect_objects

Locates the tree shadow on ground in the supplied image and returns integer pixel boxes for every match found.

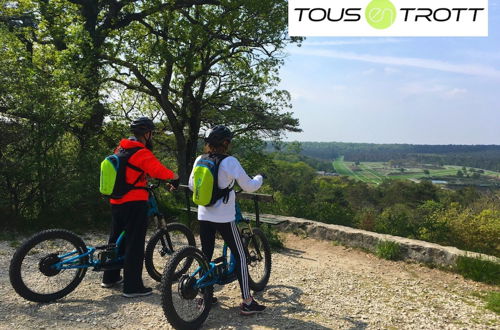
[279,247,317,261]
[8,285,161,322]
[203,284,331,329]
[343,316,368,330]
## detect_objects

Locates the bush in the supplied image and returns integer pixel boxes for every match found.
[375,204,416,237]
[455,256,500,285]
[260,225,284,251]
[355,208,378,231]
[376,240,402,260]
[437,206,500,257]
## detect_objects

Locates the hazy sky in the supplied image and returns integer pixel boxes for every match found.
[281,2,500,145]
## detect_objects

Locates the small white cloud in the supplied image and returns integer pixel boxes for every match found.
[384,67,400,74]
[304,38,401,47]
[445,88,467,98]
[290,48,500,79]
[399,83,467,99]
[462,50,500,61]
[362,68,376,75]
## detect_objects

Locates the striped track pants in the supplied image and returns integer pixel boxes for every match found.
[199,220,250,300]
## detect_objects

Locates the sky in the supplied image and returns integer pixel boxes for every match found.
[280,2,500,145]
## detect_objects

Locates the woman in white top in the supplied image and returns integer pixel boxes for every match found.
[188,125,266,315]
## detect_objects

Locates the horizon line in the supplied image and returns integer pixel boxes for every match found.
[275,140,500,146]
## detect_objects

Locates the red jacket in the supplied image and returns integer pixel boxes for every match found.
[110,139,175,205]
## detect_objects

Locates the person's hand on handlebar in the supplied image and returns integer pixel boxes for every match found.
[166,173,180,192]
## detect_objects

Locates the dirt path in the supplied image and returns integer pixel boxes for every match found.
[1,232,498,329]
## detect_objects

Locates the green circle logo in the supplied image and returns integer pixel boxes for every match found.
[365,0,397,30]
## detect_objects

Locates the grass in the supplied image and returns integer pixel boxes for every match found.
[471,291,500,315]
[9,240,21,248]
[455,255,500,286]
[333,157,379,183]
[0,231,18,241]
[376,240,402,260]
[333,156,360,177]
[331,157,500,184]
[485,292,500,314]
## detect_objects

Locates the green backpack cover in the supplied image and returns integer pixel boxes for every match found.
[100,147,144,198]
[192,154,231,206]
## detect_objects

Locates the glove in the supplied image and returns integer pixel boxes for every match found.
[170,179,180,189]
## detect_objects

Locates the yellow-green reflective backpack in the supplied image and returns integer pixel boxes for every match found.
[99,147,144,198]
[192,154,231,206]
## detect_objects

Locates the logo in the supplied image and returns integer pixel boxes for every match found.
[288,0,488,37]
[194,178,201,200]
[365,0,397,29]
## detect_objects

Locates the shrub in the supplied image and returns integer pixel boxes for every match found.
[438,206,500,257]
[375,204,416,237]
[455,256,500,285]
[376,240,402,260]
[260,225,284,251]
[355,208,378,231]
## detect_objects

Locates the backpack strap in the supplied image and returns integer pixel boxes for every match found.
[210,153,232,204]
[119,147,147,190]
[126,162,144,186]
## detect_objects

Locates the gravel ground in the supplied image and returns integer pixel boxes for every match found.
[1,231,499,329]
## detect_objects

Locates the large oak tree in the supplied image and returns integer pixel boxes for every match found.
[103,0,301,180]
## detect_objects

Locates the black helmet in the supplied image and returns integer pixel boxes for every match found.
[130,117,155,135]
[204,125,233,146]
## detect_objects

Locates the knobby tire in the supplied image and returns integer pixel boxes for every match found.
[9,229,88,303]
[145,222,196,282]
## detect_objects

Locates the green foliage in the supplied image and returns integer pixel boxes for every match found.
[267,160,317,196]
[261,155,499,257]
[1,1,498,263]
[376,240,402,260]
[355,208,378,231]
[471,291,500,314]
[231,138,271,177]
[297,141,500,172]
[434,204,500,257]
[485,291,500,314]
[103,0,301,180]
[455,256,500,285]
[259,225,284,251]
[0,0,300,230]
[375,204,416,237]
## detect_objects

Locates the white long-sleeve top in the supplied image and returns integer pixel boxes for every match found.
[188,155,263,223]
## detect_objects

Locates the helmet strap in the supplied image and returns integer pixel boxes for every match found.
[145,133,154,151]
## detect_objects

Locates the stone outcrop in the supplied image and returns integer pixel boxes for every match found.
[260,213,499,267]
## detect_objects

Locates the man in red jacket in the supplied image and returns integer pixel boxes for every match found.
[102,117,179,298]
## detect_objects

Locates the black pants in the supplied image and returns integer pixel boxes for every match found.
[199,220,250,300]
[103,201,148,293]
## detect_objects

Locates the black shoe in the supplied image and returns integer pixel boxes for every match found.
[122,287,153,298]
[240,299,266,315]
[101,277,123,288]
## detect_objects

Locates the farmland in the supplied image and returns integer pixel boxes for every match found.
[332,156,500,185]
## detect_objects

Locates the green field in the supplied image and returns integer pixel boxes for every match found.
[332,157,500,185]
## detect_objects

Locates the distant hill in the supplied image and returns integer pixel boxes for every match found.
[270,142,500,172]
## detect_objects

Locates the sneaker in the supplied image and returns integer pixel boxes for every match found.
[240,299,266,315]
[101,277,123,288]
[122,287,153,298]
